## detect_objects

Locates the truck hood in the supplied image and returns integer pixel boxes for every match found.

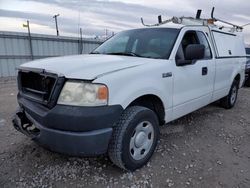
[20,54,147,80]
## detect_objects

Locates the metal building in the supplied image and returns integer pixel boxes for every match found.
[0,31,102,77]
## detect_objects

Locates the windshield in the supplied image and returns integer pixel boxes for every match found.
[92,28,179,59]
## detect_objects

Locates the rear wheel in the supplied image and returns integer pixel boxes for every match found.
[245,78,250,87]
[220,80,239,109]
[108,106,159,171]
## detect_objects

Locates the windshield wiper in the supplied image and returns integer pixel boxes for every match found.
[90,51,101,54]
[106,52,141,57]
[91,51,160,59]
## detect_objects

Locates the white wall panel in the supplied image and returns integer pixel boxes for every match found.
[0,31,102,77]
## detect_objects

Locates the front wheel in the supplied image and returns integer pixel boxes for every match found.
[220,80,239,109]
[108,106,159,171]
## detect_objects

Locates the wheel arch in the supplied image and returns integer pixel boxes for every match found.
[127,94,166,125]
[230,65,244,89]
[234,73,241,87]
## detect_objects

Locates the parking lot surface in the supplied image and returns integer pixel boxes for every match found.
[0,80,250,188]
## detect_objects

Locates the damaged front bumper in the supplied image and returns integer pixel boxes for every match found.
[12,96,123,156]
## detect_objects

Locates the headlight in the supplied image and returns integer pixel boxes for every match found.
[57,81,108,106]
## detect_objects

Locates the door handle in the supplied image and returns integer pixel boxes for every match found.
[202,67,208,76]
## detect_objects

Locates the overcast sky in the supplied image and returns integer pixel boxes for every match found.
[0,0,250,44]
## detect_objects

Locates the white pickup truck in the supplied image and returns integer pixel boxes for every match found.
[13,17,246,171]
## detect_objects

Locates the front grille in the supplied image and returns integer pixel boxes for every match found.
[18,70,60,107]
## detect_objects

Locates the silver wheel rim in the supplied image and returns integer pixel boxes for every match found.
[129,121,154,161]
[230,86,237,104]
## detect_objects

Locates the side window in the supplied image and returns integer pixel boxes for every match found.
[176,31,199,60]
[176,31,212,61]
[197,32,212,59]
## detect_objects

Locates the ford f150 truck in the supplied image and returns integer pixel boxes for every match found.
[12,16,246,171]
[244,47,250,86]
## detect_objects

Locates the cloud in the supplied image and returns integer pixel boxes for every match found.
[0,0,250,43]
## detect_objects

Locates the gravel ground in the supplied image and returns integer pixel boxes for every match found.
[0,80,250,188]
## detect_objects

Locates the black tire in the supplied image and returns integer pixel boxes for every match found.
[108,106,159,171]
[220,80,239,109]
[245,78,250,87]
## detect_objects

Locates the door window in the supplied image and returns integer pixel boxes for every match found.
[197,32,212,59]
[176,31,199,61]
[175,30,212,61]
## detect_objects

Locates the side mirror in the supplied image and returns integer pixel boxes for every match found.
[177,44,205,66]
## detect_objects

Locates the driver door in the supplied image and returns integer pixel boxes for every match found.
[172,29,215,119]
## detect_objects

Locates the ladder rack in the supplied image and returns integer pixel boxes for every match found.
[141,7,246,33]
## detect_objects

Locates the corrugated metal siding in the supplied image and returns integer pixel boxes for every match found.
[0,31,102,77]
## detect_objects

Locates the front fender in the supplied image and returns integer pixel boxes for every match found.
[106,78,174,123]
[111,87,167,109]
[93,60,174,122]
